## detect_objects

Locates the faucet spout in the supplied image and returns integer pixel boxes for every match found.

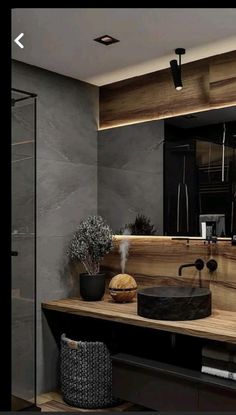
[178,258,204,276]
[178,262,195,276]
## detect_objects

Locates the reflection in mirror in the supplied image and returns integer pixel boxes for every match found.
[98,106,236,237]
[165,107,236,237]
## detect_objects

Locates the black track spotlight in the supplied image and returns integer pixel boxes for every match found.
[170,59,182,91]
[170,48,185,91]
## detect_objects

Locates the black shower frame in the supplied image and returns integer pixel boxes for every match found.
[12,87,37,102]
[11,87,39,411]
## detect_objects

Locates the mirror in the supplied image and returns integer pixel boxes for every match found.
[98,106,236,237]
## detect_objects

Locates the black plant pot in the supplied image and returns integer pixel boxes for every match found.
[80,273,106,301]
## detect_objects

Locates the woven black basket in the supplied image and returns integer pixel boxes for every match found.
[60,334,119,409]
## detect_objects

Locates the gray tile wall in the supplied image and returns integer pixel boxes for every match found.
[98,120,164,234]
[12,61,163,398]
[12,98,36,401]
[12,60,98,395]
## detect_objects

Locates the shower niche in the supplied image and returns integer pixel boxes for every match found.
[11,89,39,411]
[164,110,236,237]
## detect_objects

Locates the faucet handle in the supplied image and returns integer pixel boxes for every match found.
[206,259,218,272]
[195,258,204,271]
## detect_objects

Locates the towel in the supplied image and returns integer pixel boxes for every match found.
[202,356,236,373]
[201,365,236,381]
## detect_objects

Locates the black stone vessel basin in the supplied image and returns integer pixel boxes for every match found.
[137,286,212,321]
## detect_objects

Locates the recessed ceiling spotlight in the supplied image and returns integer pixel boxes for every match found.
[94,35,120,45]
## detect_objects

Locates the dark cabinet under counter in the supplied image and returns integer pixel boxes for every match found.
[112,353,236,411]
[42,298,236,410]
[112,354,198,410]
[198,386,236,411]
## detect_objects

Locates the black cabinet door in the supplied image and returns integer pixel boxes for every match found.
[198,385,236,411]
[113,361,198,411]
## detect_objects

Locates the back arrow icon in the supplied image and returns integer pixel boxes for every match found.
[14,33,24,49]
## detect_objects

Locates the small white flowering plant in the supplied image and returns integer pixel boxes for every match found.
[66,215,113,275]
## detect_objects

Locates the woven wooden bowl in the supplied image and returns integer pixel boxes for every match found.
[109,273,137,303]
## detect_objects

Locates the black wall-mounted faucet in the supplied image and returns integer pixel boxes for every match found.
[178,258,204,276]
[206,259,218,272]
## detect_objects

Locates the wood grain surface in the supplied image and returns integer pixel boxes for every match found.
[99,51,236,129]
[36,391,138,412]
[102,236,236,312]
[42,295,236,344]
[42,236,236,344]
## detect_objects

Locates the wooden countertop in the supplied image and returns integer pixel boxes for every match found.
[42,296,236,344]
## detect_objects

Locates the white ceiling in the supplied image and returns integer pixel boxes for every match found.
[12,8,236,86]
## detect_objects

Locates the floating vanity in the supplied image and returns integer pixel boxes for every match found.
[42,295,236,411]
[42,295,236,344]
[42,236,236,411]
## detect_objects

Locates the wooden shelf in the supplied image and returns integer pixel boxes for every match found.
[42,296,236,344]
[36,391,146,412]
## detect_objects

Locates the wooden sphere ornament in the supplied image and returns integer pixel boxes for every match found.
[109,274,137,303]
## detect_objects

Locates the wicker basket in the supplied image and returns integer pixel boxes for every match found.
[60,334,118,409]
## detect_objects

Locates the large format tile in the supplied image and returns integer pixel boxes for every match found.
[12,297,35,401]
[98,166,163,234]
[36,312,59,395]
[12,235,35,299]
[12,60,98,396]
[37,236,79,303]
[36,235,83,392]
[37,97,97,165]
[36,233,79,394]
[37,160,97,237]
[12,157,35,234]
[12,60,98,165]
[12,101,35,144]
[98,120,164,174]
[36,235,81,393]
[12,139,34,162]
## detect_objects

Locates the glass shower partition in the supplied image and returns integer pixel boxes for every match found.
[11,89,37,411]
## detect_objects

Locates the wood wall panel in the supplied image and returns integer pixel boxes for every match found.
[100,51,236,129]
[102,236,236,312]
[209,52,236,106]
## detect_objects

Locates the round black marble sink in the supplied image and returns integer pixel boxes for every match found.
[137,286,212,321]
